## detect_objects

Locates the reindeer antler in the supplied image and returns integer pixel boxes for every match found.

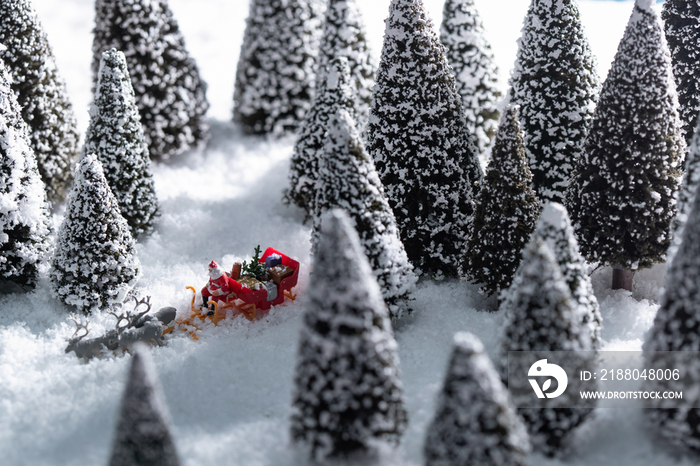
[130,295,152,325]
[67,314,89,340]
[109,310,131,333]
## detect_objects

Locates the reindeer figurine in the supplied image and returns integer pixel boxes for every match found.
[64,315,120,361]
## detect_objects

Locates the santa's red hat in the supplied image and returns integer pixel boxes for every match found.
[209,260,219,270]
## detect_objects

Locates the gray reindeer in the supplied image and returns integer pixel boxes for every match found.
[64,315,120,361]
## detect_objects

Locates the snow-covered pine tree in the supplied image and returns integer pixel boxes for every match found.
[92,0,209,161]
[662,0,700,147]
[85,49,158,238]
[233,0,324,137]
[290,209,407,460]
[284,57,356,220]
[463,105,540,297]
[644,173,700,452]
[501,239,594,455]
[108,344,180,466]
[0,51,52,293]
[312,109,416,319]
[424,332,530,466]
[51,153,140,313]
[528,202,602,348]
[671,116,700,254]
[366,0,481,277]
[440,0,501,157]
[509,0,599,203]
[317,0,375,130]
[566,0,684,290]
[0,0,80,205]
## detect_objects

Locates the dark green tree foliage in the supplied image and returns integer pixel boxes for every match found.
[284,57,356,219]
[502,239,593,455]
[424,332,530,466]
[566,0,684,271]
[0,53,51,292]
[92,0,209,161]
[440,0,501,157]
[312,109,416,319]
[290,209,407,460]
[662,0,700,146]
[317,0,375,130]
[644,177,700,452]
[109,345,180,466]
[233,0,324,137]
[463,106,540,297]
[0,0,80,204]
[366,0,481,277]
[51,154,140,313]
[85,49,158,238]
[509,0,599,203]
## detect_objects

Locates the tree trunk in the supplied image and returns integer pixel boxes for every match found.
[612,266,634,291]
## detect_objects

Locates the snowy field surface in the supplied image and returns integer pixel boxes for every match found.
[0,0,693,465]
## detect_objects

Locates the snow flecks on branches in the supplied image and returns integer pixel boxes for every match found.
[463,105,540,298]
[290,209,407,460]
[312,109,416,319]
[233,0,324,137]
[509,0,599,204]
[92,0,209,161]
[566,0,684,271]
[424,332,530,466]
[285,57,356,220]
[0,0,80,205]
[51,154,140,313]
[366,0,480,278]
[85,49,158,238]
[0,54,52,292]
[440,0,501,157]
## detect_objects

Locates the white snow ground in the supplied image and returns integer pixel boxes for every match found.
[0,0,692,465]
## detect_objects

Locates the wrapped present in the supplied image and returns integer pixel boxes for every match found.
[268,264,294,285]
[265,253,282,269]
[238,276,262,290]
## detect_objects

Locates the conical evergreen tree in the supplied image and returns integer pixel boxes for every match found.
[290,209,407,460]
[92,0,209,161]
[440,0,501,157]
[566,0,684,276]
[463,106,541,297]
[0,0,80,205]
[424,332,530,466]
[312,109,417,319]
[317,0,375,131]
[0,52,52,292]
[672,111,700,245]
[662,0,700,147]
[284,58,356,220]
[501,239,594,455]
[527,202,602,348]
[366,0,481,277]
[108,344,180,466]
[85,49,158,238]
[509,0,599,203]
[233,0,324,137]
[51,154,140,313]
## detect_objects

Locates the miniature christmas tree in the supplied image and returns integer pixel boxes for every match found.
[501,239,594,455]
[84,49,158,238]
[317,0,375,130]
[440,0,501,157]
[0,0,80,204]
[662,0,700,147]
[366,0,481,277]
[566,0,684,290]
[92,0,209,161]
[424,332,530,466]
[233,0,324,137]
[526,202,602,348]
[290,209,407,460]
[0,52,52,292]
[108,344,180,466]
[51,153,140,313]
[463,106,541,297]
[284,57,356,220]
[312,109,417,319]
[672,112,700,248]
[509,0,599,203]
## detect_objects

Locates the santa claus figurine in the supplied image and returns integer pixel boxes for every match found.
[201,260,241,314]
